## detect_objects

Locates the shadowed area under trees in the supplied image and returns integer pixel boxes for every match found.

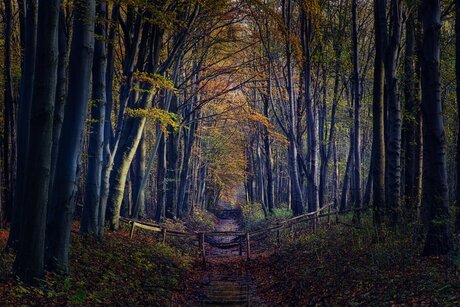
[0,0,459,305]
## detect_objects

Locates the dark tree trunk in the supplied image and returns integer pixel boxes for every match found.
[13,0,60,283]
[81,1,108,235]
[132,135,146,219]
[47,0,95,272]
[166,95,179,219]
[2,0,16,228]
[372,0,387,225]
[385,0,402,224]
[340,128,354,213]
[403,11,422,211]
[284,0,304,216]
[351,0,361,222]
[155,134,166,222]
[301,7,318,213]
[420,0,452,255]
[263,94,274,212]
[455,0,460,233]
[8,0,37,249]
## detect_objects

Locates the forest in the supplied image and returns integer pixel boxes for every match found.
[0,0,459,305]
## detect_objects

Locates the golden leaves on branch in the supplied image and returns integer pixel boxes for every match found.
[125,107,179,134]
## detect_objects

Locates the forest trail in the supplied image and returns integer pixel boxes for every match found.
[192,203,263,306]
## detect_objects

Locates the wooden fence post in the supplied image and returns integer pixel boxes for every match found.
[161,228,167,243]
[129,222,136,239]
[246,232,251,261]
[327,205,331,226]
[276,228,280,250]
[199,233,206,265]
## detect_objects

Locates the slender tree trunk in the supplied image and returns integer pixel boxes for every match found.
[385,0,402,224]
[263,95,274,212]
[8,0,38,248]
[301,7,318,213]
[455,0,460,233]
[285,0,304,216]
[372,0,387,225]
[351,0,361,222]
[155,134,166,222]
[132,134,146,219]
[81,1,107,235]
[420,0,452,255]
[47,0,95,272]
[13,0,60,283]
[2,0,15,228]
[403,11,423,212]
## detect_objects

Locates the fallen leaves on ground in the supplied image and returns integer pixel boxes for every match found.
[0,225,192,306]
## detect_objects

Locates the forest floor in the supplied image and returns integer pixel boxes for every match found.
[246,213,460,306]
[0,224,192,305]
[186,204,263,306]
[185,209,460,306]
[1,210,459,306]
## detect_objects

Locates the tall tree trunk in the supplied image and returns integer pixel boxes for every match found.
[385,0,402,224]
[47,0,95,272]
[420,0,452,256]
[263,94,274,212]
[455,0,460,233]
[8,0,38,249]
[372,0,387,225]
[285,0,304,216]
[155,134,166,222]
[2,0,15,228]
[132,135,146,219]
[455,1,460,233]
[351,0,362,222]
[403,11,422,211]
[301,7,318,213]
[13,0,60,283]
[81,1,107,235]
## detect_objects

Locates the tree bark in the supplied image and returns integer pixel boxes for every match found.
[8,0,38,249]
[385,0,402,224]
[455,0,460,233]
[372,0,386,225]
[81,1,108,235]
[351,0,362,223]
[420,0,452,255]
[13,0,60,283]
[47,0,95,272]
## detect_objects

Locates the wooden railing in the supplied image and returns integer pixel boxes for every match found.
[119,203,361,263]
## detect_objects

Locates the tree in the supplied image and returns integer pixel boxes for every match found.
[372,0,386,225]
[385,0,402,224]
[46,0,95,271]
[455,0,460,233]
[81,1,108,236]
[351,0,361,222]
[8,0,38,249]
[420,0,452,256]
[13,0,60,283]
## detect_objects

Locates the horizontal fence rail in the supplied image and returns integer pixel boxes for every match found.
[119,203,366,263]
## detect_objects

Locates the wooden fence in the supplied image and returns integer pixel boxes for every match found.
[119,203,361,264]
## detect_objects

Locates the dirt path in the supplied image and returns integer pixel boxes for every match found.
[191,206,263,306]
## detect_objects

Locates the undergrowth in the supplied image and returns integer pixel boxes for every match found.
[251,212,460,305]
[0,226,191,305]
[241,202,292,231]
